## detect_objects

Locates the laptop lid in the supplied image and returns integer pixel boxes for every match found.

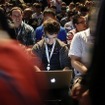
[36,70,73,89]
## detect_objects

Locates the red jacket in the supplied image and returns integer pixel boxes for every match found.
[0,40,47,105]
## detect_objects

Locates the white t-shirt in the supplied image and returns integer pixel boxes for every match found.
[68,28,94,76]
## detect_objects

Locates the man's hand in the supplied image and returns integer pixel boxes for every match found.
[70,78,91,105]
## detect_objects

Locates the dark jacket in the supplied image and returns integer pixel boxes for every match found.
[32,38,71,70]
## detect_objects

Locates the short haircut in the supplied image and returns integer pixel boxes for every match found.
[10,7,23,15]
[43,18,60,35]
[33,3,42,8]
[61,6,66,11]
[72,14,83,25]
[43,8,56,17]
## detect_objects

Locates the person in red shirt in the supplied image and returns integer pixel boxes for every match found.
[0,8,47,105]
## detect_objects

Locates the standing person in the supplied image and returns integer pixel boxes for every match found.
[0,9,47,105]
[10,6,35,47]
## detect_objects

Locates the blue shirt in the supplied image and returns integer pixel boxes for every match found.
[35,25,67,43]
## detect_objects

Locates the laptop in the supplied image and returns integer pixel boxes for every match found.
[35,70,73,89]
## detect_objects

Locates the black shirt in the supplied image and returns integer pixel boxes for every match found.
[42,44,61,70]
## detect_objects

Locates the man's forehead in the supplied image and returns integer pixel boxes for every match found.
[12,9,22,14]
[44,13,54,17]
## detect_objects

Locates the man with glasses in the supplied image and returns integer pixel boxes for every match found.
[67,14,88,46]
[68,14,93,80]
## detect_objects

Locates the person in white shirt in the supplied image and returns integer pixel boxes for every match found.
[68,17,94,79]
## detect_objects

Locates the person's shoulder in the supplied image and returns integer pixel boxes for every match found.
[24,22,34,30]
[60,26,65,29]
[35,25,43,30]
[32,39,44,48]
[36,39,44,45]
[57,39,67,47]
[75,28,88,36]
[0,40,32,64]
[65,21,72,26]
[79,28,90,38]
[60,26,66,32]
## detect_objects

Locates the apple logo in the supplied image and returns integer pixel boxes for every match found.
[50,78,56,83]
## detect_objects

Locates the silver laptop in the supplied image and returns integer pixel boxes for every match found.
[36,70,73,89]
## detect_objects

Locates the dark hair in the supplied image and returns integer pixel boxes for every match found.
[43,18,60,35]
[61,6,66,10]
[72,14,83,26]
[67,10,75,18]
[33,3,41,8]
[0,10,16,39]
[80,6,89,13]
[43,8,56,17]
[0,9,10,31]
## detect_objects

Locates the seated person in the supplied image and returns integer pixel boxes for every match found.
[35,8,67,43]
[32,18,73,105]
[10,6,35,48]
[32,18,71,71]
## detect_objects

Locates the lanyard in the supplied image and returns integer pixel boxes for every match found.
[17,28,22,36]
[15,22,24,37]
[14,28,21,36]
[44,40,56,71]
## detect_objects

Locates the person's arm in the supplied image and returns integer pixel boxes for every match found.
[68,32,88,74]
[70,55,88,74]
[70,72,91,105]
[34,66,41,71]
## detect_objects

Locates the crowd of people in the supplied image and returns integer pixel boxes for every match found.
[0,0,104,105]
